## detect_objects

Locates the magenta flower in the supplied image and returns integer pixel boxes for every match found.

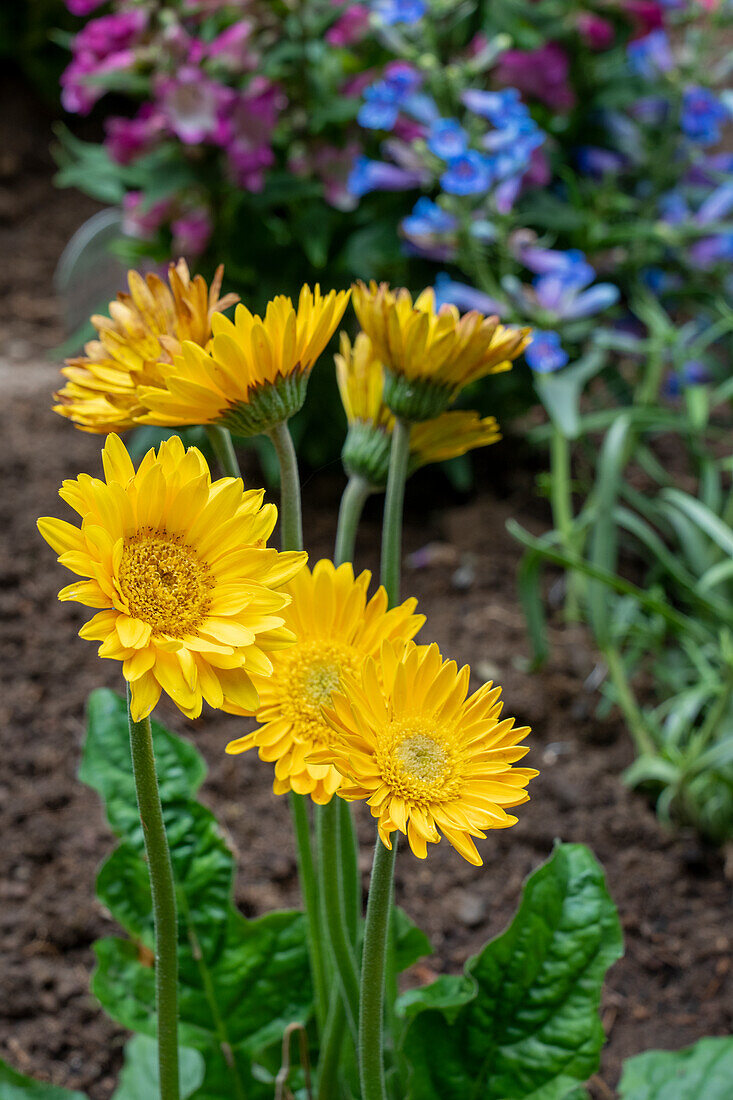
[218,79,285,191]
[155,66,235,144]
[207,21,257,69]
[171,208,213,257]
[495,43,575,112]
[65,0,107,14]
[316,142,362,210]
[122,193,172,240]
[577,13,615,51]
[326,4,370,46]
[61,49,136,114]
[105,105,165,165]
[73,10,147,56]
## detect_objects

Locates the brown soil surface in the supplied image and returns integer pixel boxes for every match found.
[1,82,731,1100]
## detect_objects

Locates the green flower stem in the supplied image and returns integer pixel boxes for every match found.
[289,792,329,1037]
[266,420,303,553]
[316,801,360,1039]
[359,836,398,1100]
[205,425,241,480]
[549,425,580,621]
[380,418,412,608]
[338,797,361,944]
[335,475,372,567]
[316,983,347,1100]
[126,686,180,1100]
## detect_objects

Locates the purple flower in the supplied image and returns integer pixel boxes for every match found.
[61,49,137,114]
[218,79,285,191]
[520,246,594,280]
[105,105,164,165]
[65,0,106,13]
[171,208,213,257]
[326,4,370,46]
[663,361,712,399]
[658,190,689,224]
[348,156,424,197]
[577,12,615,50]
[155,66,235,144]
[697,182,733,224]
[432,274,506,316]
[206,22,257,69]
[577,146,626,178]
[627,30,674,79]
[401,199,458,260]
[372,0,426,24]
[440,151,493,196]
[461,88,524,127]
[495,44,575,113]
[427,119,468,159]
[681,87,728,145]
[122,192,172,240]
[525,331,569,373]
[688,233,733,268]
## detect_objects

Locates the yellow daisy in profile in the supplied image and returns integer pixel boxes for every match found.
[37,434,306,722]
[351,281,531,421]
[225,560,425,803]
[54,260,238,434]
[316,640,537,864]
[336,331,501,488]
[137,285,351,437]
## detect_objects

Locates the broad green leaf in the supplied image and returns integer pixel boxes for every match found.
[393,906,432,973]
[619,1036,733,1099]
[0,1061,85,1099]
[402,843,623,1100]
[112,1035,204,1100]
[81,689,312,1100]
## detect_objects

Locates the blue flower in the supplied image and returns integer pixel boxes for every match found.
[576,146,626,178]
[689,232,733,269]
[402,92,440,124]
[658,190,689,224]
[433,273,505,315]
[358,83,401,130]
[520,246,594,280]
[525,331,569,374]
[663,361,712,399]
[402,197,457,236]
[627,30,674,79]
[461,88,525,126]
[372,0,426,25]
[383,61,422,98]
[348,157,423,197]
[681,87,728,145]
[440,151,493,196]
[427,119,468,159]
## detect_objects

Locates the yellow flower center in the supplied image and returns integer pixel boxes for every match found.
[279,640,359,745]
[379,718,460,804]
[118,533,213,637]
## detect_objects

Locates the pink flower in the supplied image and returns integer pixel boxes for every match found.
[171,208,213,257]
[74,10,147,56]
[577,13,615,51]
[122,192,172,240]
[326,4,370,46]
[315,142,362,210]
[155,66,235,144]
[341,70,378,98]
[217,78,285,190]
[622,1,665,35]
[227,144,275,191]
[207,21,257,68]
[495,43,575,112]
[105,105,165,165]
[65,0,106,14]
[61,49,136,114]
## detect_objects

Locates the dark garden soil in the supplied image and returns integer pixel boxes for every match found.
[1,83,731,1100]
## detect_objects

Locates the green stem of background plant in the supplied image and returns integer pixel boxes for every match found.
[289,791,329,1037]
[335,475,372,567]
[267,419,303,553]
[205,425,241,480]
[316,801,360,1039]
[359,837,398,1100]
[126,687,180,1100]
[316,986,347,1100]
[549,425,580,621]
[603,646,657,758]
[381,418,411,607]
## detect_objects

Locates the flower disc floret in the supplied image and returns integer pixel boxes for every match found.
[225,559,425,804]
[316,640,537,864]
[137,284,351,436]
[351,281,531,421]
[38,434,307,721]
[54,260,238,434]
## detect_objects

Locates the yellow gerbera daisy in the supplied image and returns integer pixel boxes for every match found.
[225,559,425,803]
[316,640,537,864]
[137,285,351,436]
[351,281,531,421]
[37,434,306,722]
[336,331,501,488]
[53,260,238,434]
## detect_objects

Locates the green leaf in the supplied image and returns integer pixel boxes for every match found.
[112,1035,204,1100]
[0,1060,86,1099]
[393,906,433,973]
[533,350,606,439]
[401,843,623,1100]
[81,689,312,1100]
[661,489,733,560]
[619,1036,733,1099]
